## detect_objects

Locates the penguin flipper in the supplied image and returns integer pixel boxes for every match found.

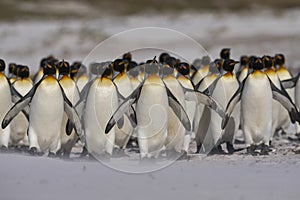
[269,79,300,123]
[126,105,137,128]
[185,88,225,119]
[59,84,84,142]
[1,76,44,129]
[281,75,298,89]
[1,97,32,129]
[165,86,191,131]
[105,81,144,134]
[202,76,221,95]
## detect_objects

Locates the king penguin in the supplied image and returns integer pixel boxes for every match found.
[112,58,135,154]
[263,55,281,145]
[275,54,294,135]
[57,61,80,157]
[2,60,83,156]
[10,65,33,147]
[223,57,300,155]
[0,59,12,151]
[202,59,240,154]
[82,63,119,158]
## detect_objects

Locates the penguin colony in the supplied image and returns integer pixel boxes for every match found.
[0,49,299,160]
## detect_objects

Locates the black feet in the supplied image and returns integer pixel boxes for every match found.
[196,143,202,154]
[0,145,8,153]
[208,145,226,155]
[260,144,269,155]
[48,152,57,158]
[246,145,258,156]
[226,142,235,154]
[29,147,41,156]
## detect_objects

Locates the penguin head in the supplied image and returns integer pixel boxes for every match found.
[252,57,263,70]
[17,65,30,78]
[201,56,211,66]
[220,48,230,59]
[176,62,190,76]
[127,61,138,72]
[162,65,174,76]
[214,59,223,71]
[165,56,177,68]
[248,56,257,69]
[145,57,159,75]
[262,55,272,69]
[192,58,202,70]
[0,59,5,72]
[240,55,249,66]
[40,55,57,68]
[275,53,285,66]
[159,52,170,64]
[70,62,81,78]
[128,64,140,78]
[100,63,113,78]
[122,52,132,62]
[8,63,17,75]
[43,60,57,75]
[223,59,239,72]
[113,59,127,73]
[57,60,70,75]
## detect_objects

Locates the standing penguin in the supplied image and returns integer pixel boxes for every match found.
[263,56,281,144]
[71,62,89,92]
[0,59,12,150]
[82,63,119,158]
[10,65,33,147]
[2,61,83,156]
[162,65,187,157]
[223,57,300,155]
[191,56,211,86]
[105,60,225,160]
[57,61,80,157]
[202,59,240,154]
[275,54,294,135]
[112,59,135,153]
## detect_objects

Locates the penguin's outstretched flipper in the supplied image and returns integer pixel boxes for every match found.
[165,85,191,131]
[59,84,84,142]
[269,78,300,123]
[1,76,45,129]
[105,81,144,134]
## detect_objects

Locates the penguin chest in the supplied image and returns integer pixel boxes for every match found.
[241,73,272,135]
[0,75,12,116]
[30,80,64,136]
[136,79,169,139]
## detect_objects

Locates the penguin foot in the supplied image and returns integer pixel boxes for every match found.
[48,152,57,158]
[226,142,235,154]
[208,145,226,155]
[196,143,202,154]
[0,145,8,153]
[29,147,40,156]
[246,145,258,156]
[260,144,269,156]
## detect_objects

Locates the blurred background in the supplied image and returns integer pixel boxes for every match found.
[0,0,299,72]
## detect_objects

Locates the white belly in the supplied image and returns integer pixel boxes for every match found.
[204,75,240,150]
[163,76,186,152]
[59,77,80,152]
[84,78,118,156]
[136,78,168,158]
[28,79,64,153]
[241,74,272,146]
[114,74,134,148]
[0,75,12,147]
